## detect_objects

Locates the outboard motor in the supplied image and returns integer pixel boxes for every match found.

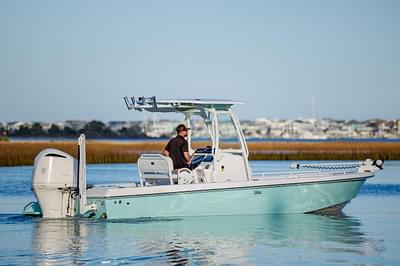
[25,135,96,218]
[32,148,78,218]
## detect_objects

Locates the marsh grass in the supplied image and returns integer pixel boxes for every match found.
[0,141,399,166]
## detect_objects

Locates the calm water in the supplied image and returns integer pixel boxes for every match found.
[0,161,399,265]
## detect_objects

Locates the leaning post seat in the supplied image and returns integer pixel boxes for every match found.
[137,154,175,185]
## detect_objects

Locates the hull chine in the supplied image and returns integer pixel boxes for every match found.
[307,201,350,215]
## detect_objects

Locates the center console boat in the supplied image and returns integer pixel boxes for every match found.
[23,97,383,219]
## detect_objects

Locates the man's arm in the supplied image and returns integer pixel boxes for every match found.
[184,152,191,164]
[183,140,191,164]
[163,141,170,156]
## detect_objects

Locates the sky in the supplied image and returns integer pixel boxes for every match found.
[0,0,399,122]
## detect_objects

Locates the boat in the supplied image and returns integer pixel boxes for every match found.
[23,97,384,219]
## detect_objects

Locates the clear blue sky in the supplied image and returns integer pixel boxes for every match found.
[0,0,399,122]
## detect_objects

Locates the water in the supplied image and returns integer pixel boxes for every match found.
[0,161,399,265]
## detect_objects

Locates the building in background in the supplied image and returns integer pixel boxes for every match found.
[1,118,399,139]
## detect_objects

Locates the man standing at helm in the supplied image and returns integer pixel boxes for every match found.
[163,124,192,169]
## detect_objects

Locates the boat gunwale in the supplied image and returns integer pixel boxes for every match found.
[87,172,372,199]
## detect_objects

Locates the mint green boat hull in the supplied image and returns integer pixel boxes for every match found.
[88,179,366,219]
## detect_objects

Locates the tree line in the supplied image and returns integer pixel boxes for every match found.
[1,121,148,139]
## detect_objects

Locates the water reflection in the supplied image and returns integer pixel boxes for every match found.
[32,218,90,265]
[28,213,384,265]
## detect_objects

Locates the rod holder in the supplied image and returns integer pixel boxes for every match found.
[124,96,157,110]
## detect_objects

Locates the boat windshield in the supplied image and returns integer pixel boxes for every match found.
[217,113,241,150]
[190,117,213,149]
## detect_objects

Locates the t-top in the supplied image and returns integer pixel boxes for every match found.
[165,135,189,169]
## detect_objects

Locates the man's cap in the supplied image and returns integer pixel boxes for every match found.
[176,124,189,133]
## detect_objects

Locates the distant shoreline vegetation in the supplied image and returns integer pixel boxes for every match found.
[1,121,150,139]
[0,141,399,167]
[1,118,400,140]
[6,137,400,143]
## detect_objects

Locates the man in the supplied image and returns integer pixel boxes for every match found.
[163,124,192,169]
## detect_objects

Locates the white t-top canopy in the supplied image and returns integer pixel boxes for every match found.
[124,96,244,112]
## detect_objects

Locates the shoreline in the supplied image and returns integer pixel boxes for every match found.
[1,141,399,167]
[6,137,400,143]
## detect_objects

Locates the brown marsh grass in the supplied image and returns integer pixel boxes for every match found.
[0,141,399,166]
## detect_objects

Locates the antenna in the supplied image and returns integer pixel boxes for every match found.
[141,112,148,135]
[311,96,317,119]
[152,112,159,136]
